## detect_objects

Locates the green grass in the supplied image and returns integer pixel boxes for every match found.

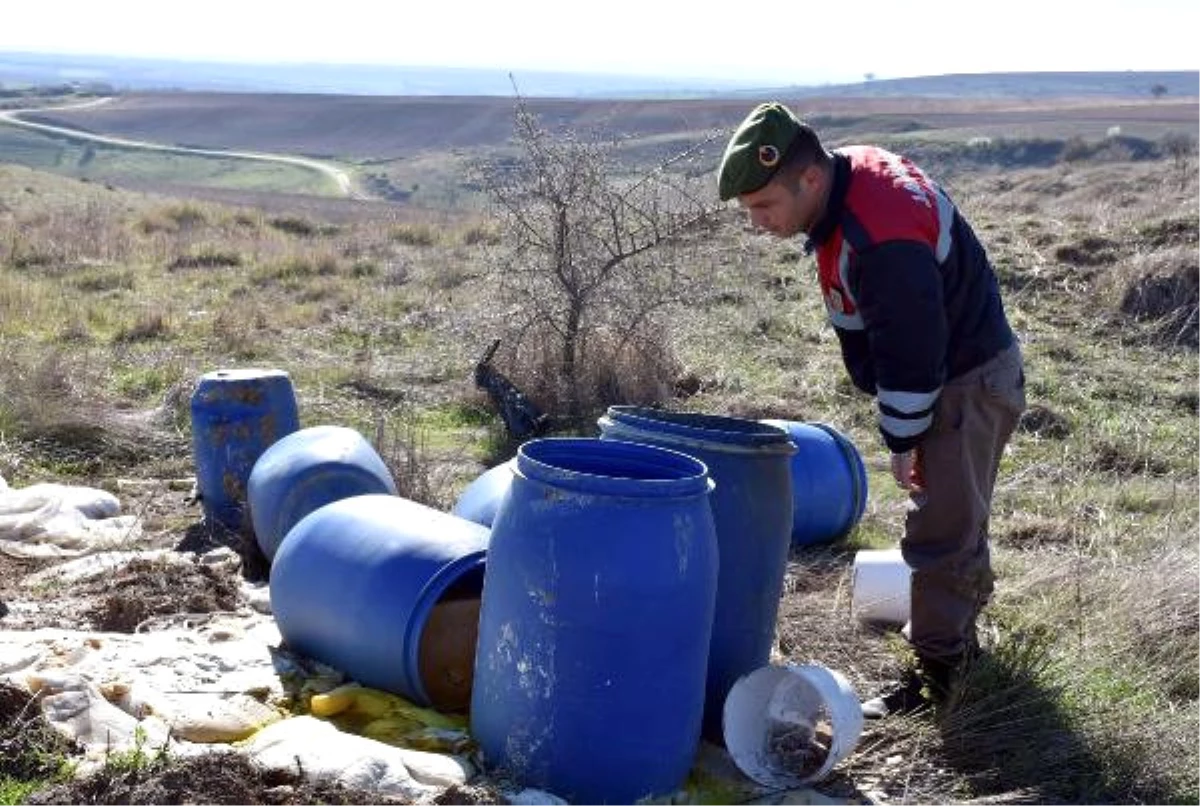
[0,776,43,805]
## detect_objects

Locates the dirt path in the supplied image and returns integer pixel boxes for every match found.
[0,97,362,198]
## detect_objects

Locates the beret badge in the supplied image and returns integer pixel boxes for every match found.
[757,144,780,168]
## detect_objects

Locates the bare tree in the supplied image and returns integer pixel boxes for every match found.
[1161,130,1190,190]
[474,90,724,420]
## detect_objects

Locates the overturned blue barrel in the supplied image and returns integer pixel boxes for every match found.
[761,420,869,547]
[190,368,300,533]
[471,438,718,804]
[271,494,488,710]
[597,406,795,742]
[450,459,515,528]
[247,425,398,560]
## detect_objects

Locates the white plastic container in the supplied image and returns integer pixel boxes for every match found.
[723,663,864,787]
[851,548,912,627]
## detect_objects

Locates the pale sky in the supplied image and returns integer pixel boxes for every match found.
[3,0,1197,85]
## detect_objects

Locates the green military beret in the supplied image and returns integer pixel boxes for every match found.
[717,102,802,201]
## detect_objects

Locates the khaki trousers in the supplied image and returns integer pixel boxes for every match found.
[903,343,1026,662]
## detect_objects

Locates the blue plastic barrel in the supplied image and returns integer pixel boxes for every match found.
[190,368,300,533]
[760,420,869,547]
[450,459,515,528]
[471,438,718,804]
[271,494,489,710]
[597,406,795,742]
[247,425,398,560]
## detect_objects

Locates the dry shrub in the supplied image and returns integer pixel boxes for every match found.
[168,248,242,270]
[390,222,439,247]
[1091,438,1175,476]
[71,267,136,293]
[0,351,185,466]
[427,260,474,291]
[161,202,208,229]
[0,195,134,269]
[492,323,681,425]
[1054,234,1121,266]
[113,311,171,344]
[1084,236,1199,349]
[1017,403,1072,438]
[1118,257,1198,348]
[211,307,273,360]
[370,409,460,511]
[253,253,341,285]
[1135,214,1198,248]
[996,512,1081,548]
[268,215,320,237]
[460,221,502,246]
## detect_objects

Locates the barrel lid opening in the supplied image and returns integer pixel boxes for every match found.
[517,437,712,499]
[601,406,796,455]
[417,565,484,713]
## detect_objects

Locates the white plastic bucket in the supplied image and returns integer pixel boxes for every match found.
[723,664,864,787]
[851,549,911,627]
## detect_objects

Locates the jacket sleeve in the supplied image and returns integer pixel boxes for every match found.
[834,328,875,394]
[853,240,948,453]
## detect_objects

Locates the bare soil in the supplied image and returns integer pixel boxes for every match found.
[80,557,243,633]
[24,751,415,805]
[0,679,81,781]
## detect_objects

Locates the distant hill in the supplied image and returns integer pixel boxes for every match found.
[0,51,765,99]
[1,51,1196,100]
[762,71,1199,100]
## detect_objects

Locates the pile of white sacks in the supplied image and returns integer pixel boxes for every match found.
[0,476,510,803]
[1,556,485,802]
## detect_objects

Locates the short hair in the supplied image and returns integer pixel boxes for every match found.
[778,123,828,173]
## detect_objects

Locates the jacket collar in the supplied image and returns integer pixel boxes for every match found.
[804,152,851,255]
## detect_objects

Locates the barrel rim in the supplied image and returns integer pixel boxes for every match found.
[197,367,293,382]
[601,406,796,456]
[517,437,713,499]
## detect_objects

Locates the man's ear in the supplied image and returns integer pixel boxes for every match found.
[799,163,821,192]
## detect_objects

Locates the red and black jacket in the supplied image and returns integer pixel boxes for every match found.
[805,146,1015,453]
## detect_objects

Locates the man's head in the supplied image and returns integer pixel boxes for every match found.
[718,102,830,238]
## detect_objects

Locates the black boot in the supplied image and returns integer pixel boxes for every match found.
[860,653,963,719]
[860,667,931,719]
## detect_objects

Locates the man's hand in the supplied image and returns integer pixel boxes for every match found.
[891,449,924,492]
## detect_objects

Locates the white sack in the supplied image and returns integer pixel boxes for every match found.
[0,475,143,558]
[242,715,472,798]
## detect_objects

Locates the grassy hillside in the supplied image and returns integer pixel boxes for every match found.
[0,98,1197,803]
[20,93,1198,159]
[2,91,1194,211]
[0,124,335,195]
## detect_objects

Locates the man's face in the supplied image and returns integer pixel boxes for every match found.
[738,166,818,239]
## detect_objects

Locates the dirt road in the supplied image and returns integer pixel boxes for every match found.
[0,96,362,198]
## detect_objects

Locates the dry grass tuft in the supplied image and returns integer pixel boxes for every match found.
[1117,253,1199,348]
[0,351,185,468]
[369,408,465,512]
[1090,438,1175,476]
[1016,403,1072,438]
[995,513,1080,548]
[1053,234,1120,266]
